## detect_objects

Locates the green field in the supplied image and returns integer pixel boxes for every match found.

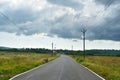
[72,55,120,80]
[0,51,59,80]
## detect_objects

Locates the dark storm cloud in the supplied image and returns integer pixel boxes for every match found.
[87,8,120,41]
[3,7,39,24]
[0,0,120,41]
[47,0,83,10]
[95,0,113,5]
[49,3,120,41]
[95,0,120,7]
[94,0,120,10]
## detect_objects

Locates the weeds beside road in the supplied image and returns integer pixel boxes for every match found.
[0,51,59,80]
[72,55,120,80]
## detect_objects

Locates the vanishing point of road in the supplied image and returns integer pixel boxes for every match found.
[10,55,105,80]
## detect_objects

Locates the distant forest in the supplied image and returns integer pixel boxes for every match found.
[0,47,120,56]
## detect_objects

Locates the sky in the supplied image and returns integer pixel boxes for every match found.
[0,0,120,50]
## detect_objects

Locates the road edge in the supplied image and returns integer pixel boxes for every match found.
[70,56,106,80]
[9,56,60,80]
[79,63,106,80]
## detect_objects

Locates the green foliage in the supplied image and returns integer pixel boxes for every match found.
[0,48,52,53]
[0,48,120,56]
[43,58,49,63]
[75,57,84,62]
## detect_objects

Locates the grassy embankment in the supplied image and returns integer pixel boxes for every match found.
[72,55,120,80]
[0,51,59,80]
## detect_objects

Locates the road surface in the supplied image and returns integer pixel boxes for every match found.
[10,55,105,80]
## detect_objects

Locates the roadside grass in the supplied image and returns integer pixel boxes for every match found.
[72,55,120,80]
[0,51,59,80]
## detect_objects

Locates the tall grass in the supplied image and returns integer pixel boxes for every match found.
[72,55,120,80]
[0,51,59,80]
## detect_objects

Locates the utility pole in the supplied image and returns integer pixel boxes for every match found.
[52,42,53,56]
[72,45,73,51]
[81,27,87,59]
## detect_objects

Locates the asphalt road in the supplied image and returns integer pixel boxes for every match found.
[10,55,105,80]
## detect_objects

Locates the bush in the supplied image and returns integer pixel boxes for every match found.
[76,57,84,62]
[43,58,48,63]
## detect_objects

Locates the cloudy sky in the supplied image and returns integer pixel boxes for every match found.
[0,0,120,50]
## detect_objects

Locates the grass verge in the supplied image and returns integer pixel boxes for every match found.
[72,55,120,80]
[0,51,59,80]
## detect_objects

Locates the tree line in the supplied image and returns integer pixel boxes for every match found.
[0,48,120,56]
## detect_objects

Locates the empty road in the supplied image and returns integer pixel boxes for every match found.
[10,55,105,80]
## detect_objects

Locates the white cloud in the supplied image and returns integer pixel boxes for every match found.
[0,0,120,41]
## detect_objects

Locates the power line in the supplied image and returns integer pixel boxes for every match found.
[96,0,114,18]
[0,11,16,25]
[104,0,114,10]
